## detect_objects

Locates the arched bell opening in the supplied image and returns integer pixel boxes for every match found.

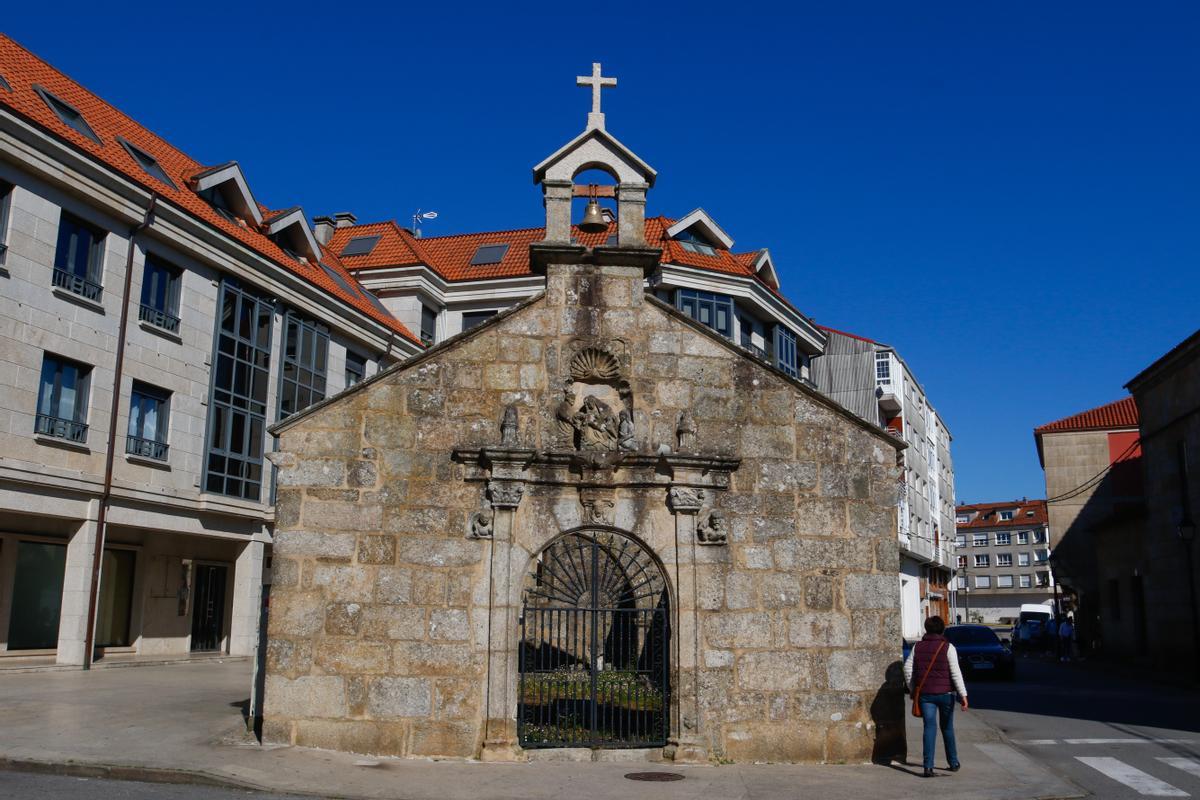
[570,167,618,246]
[517,527,670,749]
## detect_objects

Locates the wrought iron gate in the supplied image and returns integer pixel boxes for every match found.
[518,529,669,748]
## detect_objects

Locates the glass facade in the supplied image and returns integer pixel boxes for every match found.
[278,311,329,420]
[7,541,66,649]
[204,279,273,500]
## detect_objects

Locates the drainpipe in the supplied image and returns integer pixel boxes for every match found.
[82,194,158,669]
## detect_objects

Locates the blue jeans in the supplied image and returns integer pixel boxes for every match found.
[919,692,959,770]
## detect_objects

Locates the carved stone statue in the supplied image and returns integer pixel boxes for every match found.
[696,509,728,545]
[677,410,697,451]
[468,509,494,539]
[554,387,578,446]
[617,410,636,451]
[500,404,519,446]
[576,395,619,450]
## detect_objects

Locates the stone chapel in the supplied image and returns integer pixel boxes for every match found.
[263,65,905,764]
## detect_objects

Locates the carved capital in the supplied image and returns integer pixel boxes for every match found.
[668,486,705,514]
[487,480,524,510]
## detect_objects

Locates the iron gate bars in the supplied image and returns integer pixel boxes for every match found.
[518,529,670,749]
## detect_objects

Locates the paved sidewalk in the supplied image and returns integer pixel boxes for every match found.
[0,661,1081,800]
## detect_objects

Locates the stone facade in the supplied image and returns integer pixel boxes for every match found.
[265,255,904,763]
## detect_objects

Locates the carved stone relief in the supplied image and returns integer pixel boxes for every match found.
[468,508,494,539]
[487,480,524,509]
[549,341,639,452]
[696,508,728,546]
[668,486,705,514]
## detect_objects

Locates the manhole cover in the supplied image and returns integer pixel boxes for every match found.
[625,772,685,782]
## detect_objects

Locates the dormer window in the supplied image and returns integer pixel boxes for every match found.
[470,244,509,266]
[118,138,176,188]
[191,162,263,228]
[999,510,1015,521]
[198,186,239,223]
[34,85,100,145]
[264,208,319,263]
[675,230,719,256]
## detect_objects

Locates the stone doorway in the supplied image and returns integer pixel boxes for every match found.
[518,529,670,749]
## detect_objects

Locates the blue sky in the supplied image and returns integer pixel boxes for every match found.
[7,2,1198,502]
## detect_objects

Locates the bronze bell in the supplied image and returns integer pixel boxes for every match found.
[578,200,608,233]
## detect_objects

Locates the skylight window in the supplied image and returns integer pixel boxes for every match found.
[470,244,509,266]
[339,235,381,257]
[0,73,11,92]
[118,138,175,188]
[319,262,362,299]
[34,85,101,145]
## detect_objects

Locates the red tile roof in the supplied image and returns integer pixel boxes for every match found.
[955,499,1048,529]
[337,214,807,324]
[1034,397,1139,435]
[0,34,419,345]
[816,324,877,344]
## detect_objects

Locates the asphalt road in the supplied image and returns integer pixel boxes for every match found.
[970,654,1200,799]
[0,771,308,799]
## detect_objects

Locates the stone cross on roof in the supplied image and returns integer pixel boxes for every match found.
[577,62,616,130]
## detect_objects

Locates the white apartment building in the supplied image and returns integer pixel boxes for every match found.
[811,328,956,639]
[0,36,421,666]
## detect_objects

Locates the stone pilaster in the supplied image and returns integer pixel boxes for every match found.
[229,535,268,657]
[666,482,708,762]
[541,180,574,244]
[616,182,649,247]
[57,500,100,666]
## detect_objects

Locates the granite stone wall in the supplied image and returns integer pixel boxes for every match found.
[264,259,903,762]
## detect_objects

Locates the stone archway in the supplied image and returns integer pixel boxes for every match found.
[517,528,670,749]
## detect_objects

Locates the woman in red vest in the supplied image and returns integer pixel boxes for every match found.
[903,615,968,777]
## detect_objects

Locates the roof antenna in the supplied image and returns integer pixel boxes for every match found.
[412,209,438,238]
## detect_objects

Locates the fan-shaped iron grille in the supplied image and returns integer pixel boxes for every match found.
[519,529,670,748]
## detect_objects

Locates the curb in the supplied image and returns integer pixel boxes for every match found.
[0,757,287,796]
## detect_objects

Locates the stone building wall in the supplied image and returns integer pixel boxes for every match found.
[265,259,903,763]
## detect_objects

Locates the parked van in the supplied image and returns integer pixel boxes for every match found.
[1019,603,1053,625]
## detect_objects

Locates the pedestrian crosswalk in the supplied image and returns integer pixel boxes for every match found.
[1072,755,1200,797]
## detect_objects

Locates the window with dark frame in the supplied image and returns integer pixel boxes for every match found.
[462,310,498,332]
[139,255,181,333]
[204,279,273,501]
[676,289,733,339]
[118,138,176,188]
[127,382,170,461]
[0,180,12,258]
[421,305,437,346]
[345,351,367,388]
[34,85,101,144]
[774,325,798,378]
[198,185,239,223]
[53,212,105,302]
[36,353,91,443]
[278,311,330,420]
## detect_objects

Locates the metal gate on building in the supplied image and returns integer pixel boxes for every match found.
[518,529,670,749]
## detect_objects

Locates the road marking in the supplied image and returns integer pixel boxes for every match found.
[1076,757,1188,797]
[1016,738,1198,745]
[1160,758,1200,780]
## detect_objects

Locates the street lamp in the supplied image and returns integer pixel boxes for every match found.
[1178,516,1199,682]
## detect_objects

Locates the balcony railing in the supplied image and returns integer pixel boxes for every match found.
[126,435,169,461]
[35,413,88,443]
[52,268,103,302]
[139,303,180,334]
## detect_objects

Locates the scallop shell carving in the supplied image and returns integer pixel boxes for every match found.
[570,347,621,381]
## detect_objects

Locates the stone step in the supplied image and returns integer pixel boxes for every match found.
[524,747,664,763]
